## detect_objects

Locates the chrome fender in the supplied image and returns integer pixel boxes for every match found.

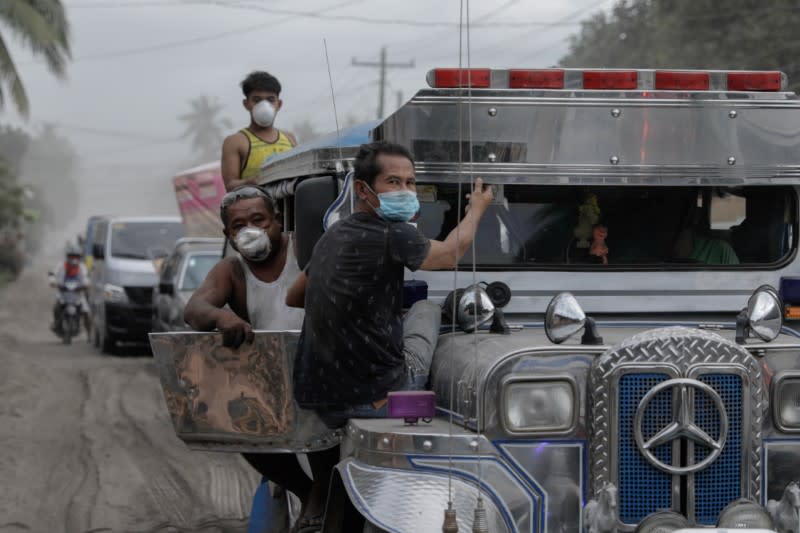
[335,457,512,533]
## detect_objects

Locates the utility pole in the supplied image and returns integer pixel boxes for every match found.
[396,90,404,110]
[352,46,414,119]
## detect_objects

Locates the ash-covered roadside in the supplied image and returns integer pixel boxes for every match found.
[0,265,260,533]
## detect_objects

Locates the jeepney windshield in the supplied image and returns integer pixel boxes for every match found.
[415,184,796,269]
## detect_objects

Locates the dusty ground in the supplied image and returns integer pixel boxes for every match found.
[0,263,260,533]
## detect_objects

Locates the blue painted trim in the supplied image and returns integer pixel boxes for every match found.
[493,439,587,532]
[408,454,535,533]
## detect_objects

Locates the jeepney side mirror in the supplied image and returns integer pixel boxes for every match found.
[294,176,338,270]
[735,284,783,344]
[544,292,604,345]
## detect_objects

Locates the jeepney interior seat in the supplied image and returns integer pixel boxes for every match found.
[730,190,788,263]
[294,175,338,270]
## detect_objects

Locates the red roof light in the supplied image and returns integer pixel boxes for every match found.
[727,71,783,91]
[508,69,564,89]
[583,70,637,90]
[431,68,491,89]
[655,71,710,90]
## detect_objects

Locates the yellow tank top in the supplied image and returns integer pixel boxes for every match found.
[240,129,294,181]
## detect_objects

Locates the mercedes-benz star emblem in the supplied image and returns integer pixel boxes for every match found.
[633,378,728,475]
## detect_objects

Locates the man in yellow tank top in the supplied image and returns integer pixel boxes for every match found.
[221,71,298,191]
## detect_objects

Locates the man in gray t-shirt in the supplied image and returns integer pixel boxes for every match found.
[287,141,493,422]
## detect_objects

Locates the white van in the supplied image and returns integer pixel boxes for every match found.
[89,216,184,353]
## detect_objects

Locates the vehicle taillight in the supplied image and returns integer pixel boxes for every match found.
[508,69,565,89]
[727,71,783,91]
[583,70,637,90]
[655,71,710,90]
[430,68,491,88]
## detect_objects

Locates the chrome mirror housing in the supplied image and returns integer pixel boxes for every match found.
[457,284,495,333]
[545,292,587,344]
[737,285,783,344]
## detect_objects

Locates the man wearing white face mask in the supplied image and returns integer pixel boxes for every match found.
[183,185,313,526]
[221,71,298,191]
[185,185,303,345]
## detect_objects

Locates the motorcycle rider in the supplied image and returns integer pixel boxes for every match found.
[51,244,91,339]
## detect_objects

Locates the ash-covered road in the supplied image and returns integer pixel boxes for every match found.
[0,265,260,533]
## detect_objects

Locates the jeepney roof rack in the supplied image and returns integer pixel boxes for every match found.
[258,120,380,185]
[425,68,789,92]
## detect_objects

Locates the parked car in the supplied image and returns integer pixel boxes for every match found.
[89,216,184,353]
[152,237,223,332]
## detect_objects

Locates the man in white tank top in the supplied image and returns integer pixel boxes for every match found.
[184,186,313,527]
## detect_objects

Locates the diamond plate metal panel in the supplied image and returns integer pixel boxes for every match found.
[588,327,765,518]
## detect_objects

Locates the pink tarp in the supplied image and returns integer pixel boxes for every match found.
[173,162,226,237]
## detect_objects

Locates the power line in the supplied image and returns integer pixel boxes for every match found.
[21,0,365,65]
[67,0,601,28]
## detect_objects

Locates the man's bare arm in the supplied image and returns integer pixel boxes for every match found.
[285,131,298,147]
[420,178,493,271]
[221,134,247,191]
[286,270,307,309]
[184,260,235,330]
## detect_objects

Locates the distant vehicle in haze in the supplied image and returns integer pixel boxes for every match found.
[80,215,108,273]
[152,237,223,333]
[88,216,184,353]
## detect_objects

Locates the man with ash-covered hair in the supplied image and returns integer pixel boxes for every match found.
[183,185,319,528]
[221,71,298,191]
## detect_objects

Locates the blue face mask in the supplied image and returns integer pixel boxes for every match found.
[363,183,420,222]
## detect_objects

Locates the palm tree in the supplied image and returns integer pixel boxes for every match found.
[0,1,71,117]
[178,95,233,162]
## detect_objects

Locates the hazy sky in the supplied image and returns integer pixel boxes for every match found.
[5,0,616,171]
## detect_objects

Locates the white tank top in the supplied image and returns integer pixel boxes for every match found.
[238,238,305,330]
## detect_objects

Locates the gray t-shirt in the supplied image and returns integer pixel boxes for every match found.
[293,212,430,409]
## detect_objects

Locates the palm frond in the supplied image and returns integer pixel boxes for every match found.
[0,0,70,77]
[0,34,30,117]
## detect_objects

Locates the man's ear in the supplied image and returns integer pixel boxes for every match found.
[275,98,283,111]
[242,98,250,110]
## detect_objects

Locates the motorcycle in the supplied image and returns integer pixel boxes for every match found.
[53,278,85,345]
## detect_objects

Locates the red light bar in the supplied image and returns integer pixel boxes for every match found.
[583,70,637,90]
[509,69,564,89]
[432,68,491,88]
[727,71,783,91]
[655,71,710,90]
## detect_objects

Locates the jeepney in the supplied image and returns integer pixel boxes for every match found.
[151,68,800,532]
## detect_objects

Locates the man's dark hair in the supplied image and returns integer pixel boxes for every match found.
[240,71,282,97]
[220,185,277,229]
[353,141,415,187]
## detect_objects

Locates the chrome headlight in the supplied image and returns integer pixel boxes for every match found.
[773,373,800,431]
[103,283,128,304]
[503,377,576,433]
[635,510,688,533]
[716,499,773,529]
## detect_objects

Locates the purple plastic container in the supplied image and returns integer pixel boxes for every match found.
[387,390,436,424]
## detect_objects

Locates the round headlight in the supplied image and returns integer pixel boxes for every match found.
[456,284,495,333]
[716,499,773,529]
[634,510,688,533]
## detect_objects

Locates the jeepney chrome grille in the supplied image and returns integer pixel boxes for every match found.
[618,373,673,524]
[694,373,742,525]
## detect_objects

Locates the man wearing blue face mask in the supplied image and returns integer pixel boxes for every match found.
[286,141,494,426]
